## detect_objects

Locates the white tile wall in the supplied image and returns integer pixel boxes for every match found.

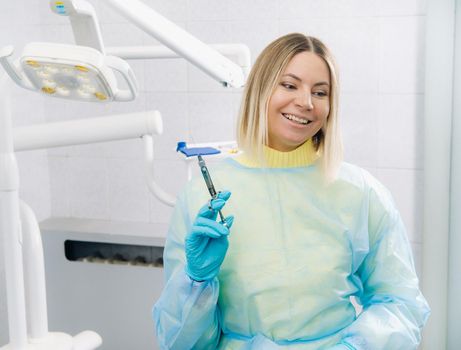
[0,0,428,346]
[39,24,74,44]
[188,92,236,142]
[16,151,52,221]
[328,0,379,18]
[327,17,380,93]
[278,0,331,19]
[96,0,125,24]
[48,156,71,217]
[379,0,427,16]
[379,16,426,94]
[149,160,189,223]
[41,96,75,123]
[68,157,110,219]
[145,59,188,92]
[11,90,46,126]
[227,0,279,21]
[7,25,46,51]
[106,158,151,222]
[145,92,190,160]
[104,22,147,45]
[144,0,189,22]
[2,1,34,26]
[230,20,280,60]
[378,93,424,169]
[375,168,424,244]
[341,93,380,168]
[187,0,229,21]
[278,18,332,45]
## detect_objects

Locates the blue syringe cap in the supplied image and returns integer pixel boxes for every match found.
[176,141,187,152]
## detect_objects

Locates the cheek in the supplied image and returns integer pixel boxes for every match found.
[318,103,330,120]
[269,89,292,110]
[268,95,284,113]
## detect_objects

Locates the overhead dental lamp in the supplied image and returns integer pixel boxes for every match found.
[0,42,138,102]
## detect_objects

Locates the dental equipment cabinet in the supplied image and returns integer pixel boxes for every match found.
[0,0,249,349]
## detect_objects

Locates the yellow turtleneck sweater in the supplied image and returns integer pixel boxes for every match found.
[234,139,320,168]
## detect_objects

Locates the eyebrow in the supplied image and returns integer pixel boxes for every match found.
[282,73,330,87]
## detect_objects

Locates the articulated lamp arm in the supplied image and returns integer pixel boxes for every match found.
[101,0,246,88]
[12,110,176,206]
[49,0,105,53]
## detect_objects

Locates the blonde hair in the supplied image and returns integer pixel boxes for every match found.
[236,33,343,183]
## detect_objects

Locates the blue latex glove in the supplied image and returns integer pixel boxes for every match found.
[328,343,355,350]
[185,191,234,282]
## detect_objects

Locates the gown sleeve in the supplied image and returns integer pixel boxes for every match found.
[336,175,430,350]
[152,189,222,350]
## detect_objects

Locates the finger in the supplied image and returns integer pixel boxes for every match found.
[197,200,218,219]
[189,225,221,239]
[222,215,234,229]
[195,216,230,236]
[196,191,231,219]
[209,191,231,211]
[210,198,226,212]
[216,190,231,201]
[197,195,229,219]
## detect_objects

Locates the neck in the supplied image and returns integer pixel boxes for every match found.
[235,139,320,168]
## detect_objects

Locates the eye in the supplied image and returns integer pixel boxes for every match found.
[313,91,328,97]
[281,82,296,90]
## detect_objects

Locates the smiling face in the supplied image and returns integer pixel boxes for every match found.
[267,51,331,152]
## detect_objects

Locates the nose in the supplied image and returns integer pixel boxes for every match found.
[294,90,313,110]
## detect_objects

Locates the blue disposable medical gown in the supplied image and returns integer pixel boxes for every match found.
[153,151,430,350]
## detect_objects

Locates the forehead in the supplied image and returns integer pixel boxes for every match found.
[282,51,330,83]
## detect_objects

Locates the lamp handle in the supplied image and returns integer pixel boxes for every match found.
[0,45,34,90]
[104,55,138,102]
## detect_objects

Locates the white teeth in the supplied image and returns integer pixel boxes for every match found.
[283,113,310,125]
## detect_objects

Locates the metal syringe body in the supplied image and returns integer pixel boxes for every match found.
[197,155,226,224]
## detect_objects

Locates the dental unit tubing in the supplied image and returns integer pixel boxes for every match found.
[0,193,27,350]
[0,75,28,349]
[106,44,251,76]
[142,135,175,206]
[13,110,163,152]
[20,201,48,340]
[101,0,245,88]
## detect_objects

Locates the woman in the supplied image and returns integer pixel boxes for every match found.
[153,33,430,350]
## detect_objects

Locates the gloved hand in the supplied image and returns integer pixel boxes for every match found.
[185,191,234,282]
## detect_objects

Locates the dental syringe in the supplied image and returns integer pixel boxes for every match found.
[197,155,226,225]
